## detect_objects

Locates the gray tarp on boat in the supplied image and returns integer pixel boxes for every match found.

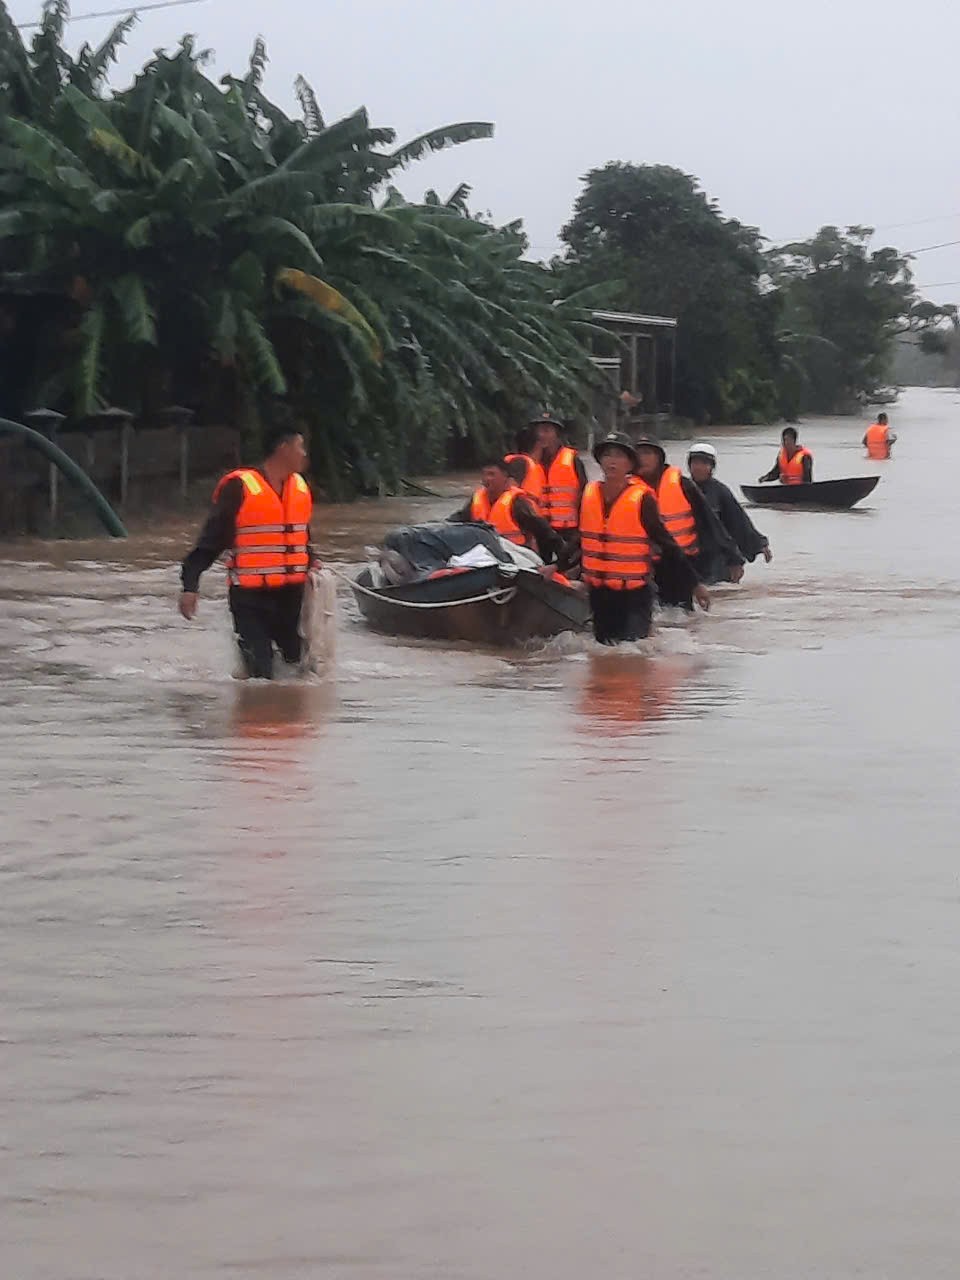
[381,522,514,580]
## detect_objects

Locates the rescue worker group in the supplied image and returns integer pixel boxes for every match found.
[179,409,897,670]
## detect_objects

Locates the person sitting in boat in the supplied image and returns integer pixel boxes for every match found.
[631,434,744,609]
[569,431,709,644]
[863,412,896,460]
[758,426,813,485]
[447,457,566,565]
[687,443,772,581]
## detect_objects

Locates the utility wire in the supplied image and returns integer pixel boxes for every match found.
[905,239,960,254]
[16,0,207,29]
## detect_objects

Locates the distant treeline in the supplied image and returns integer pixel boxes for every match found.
[892,333,960,388]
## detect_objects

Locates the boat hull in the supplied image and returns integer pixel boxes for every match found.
[741,477,879,510]
[351,566,591,645]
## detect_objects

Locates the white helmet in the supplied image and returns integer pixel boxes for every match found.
[687,442,718,465]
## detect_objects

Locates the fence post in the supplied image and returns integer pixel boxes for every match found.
[84,407,135,508]
[24,408,66,534]
[160,406,196,503]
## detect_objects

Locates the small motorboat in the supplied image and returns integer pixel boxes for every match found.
[741,476,879,510]
[351,521,591,645]
[866,387,899,406]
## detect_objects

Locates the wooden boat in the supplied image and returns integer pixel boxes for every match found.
[740,476,879,509]
[351,564,591,645]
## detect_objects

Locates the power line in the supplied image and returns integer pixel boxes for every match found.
[916,281,960,290]
[905,239,960,254]
[769,214,960,245]
[873,212,960,232]
[16,0,207,29]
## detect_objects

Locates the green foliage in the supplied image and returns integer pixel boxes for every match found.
[766,226,923,412]
[557,162,779,422]
[0,8,596,493]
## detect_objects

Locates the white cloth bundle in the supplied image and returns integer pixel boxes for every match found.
[298,568,338,673]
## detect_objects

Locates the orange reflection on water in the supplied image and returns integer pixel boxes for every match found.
[577,652,686,735]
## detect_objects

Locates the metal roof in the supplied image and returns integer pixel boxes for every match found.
[591,309,677,329]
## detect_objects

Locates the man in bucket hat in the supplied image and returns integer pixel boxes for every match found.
[507,412,587,565]
[562,431,708,643]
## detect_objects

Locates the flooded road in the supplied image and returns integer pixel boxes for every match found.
[2,387,959,1278]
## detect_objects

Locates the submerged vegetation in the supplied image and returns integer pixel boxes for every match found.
[0,3,956,499]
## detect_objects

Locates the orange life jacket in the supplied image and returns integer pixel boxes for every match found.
[215,468,312,589]
[470,484,529,546]
[529,446,580,529]
[778,446,812,484]
[580,478,654,590]
[657,465,699,556]
[865,423,891,459]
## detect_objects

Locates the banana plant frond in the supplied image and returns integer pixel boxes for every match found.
[388,122,494,170]
[74,300,106,417]
[294,75,324,135]
[237,306,286,394]
[276,267,383,362]
[109,273,157,344]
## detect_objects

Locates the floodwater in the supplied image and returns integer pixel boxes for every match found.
[2,387,959,1279]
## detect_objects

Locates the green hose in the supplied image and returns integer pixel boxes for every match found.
[0,416,128,538]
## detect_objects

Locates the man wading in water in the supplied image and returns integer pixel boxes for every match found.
[179,426,317,679]
[571,432,709,644]
[686,443,772,582]
[632,434,743,609]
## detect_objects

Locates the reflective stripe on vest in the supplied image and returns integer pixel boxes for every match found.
[216,468,313,589]
[579,479,654,589]
[865,424,890,459]
[532,446,580,529]
[778,446,810,484]
[470,485,528,546]
[657,466,699,555]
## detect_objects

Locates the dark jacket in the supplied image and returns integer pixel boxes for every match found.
[694,475,769,563]
[653,470,744,571]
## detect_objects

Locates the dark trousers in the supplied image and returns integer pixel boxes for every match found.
[228,584,305,679]
[589,584,654,645]
[654,559,694,611]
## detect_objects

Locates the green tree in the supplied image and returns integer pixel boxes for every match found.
[557,162,780,423]
[766,225,954,412]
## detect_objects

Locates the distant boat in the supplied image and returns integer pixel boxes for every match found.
[866,387,900,406]
[741,477,880,510]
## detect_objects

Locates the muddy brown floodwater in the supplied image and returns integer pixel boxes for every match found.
[2,387,960,1278]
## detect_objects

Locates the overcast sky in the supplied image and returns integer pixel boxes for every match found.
[9,0,960,302]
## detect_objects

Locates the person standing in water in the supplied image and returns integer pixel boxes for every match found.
[631,434,744,609]
[687,443,772,581]
[863,412,897,459]
[758,426,813,485]
[512,412,587,556]
[179,426,316,679]
[575,432,709,644]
